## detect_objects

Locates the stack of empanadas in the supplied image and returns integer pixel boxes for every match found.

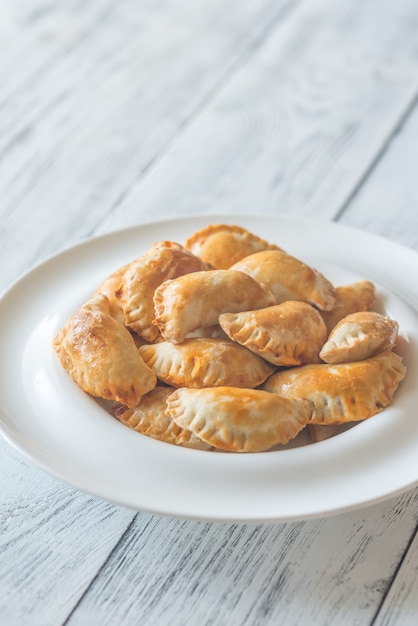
[53,223,406,453]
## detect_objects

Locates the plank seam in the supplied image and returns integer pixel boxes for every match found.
[87,0,306,237]
[0,0,128,162]
[369,513,418,625]
[333,86,418,222]
[60,513,139,626]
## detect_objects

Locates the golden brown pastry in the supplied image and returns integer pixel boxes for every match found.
[53,293,156,407]
[138,338,275,388]
[263,351,406,425]
[185,324,229,340]
[307,424,339,443]
[53,222,407,456]
[153,269,276,343]
[320,280,376,333]
[112,387,212,450]
[184,223,280,269]
[319,311,399,363]
[94,264,128,325]
[166,386,311,452]
[231,249,336,311]
[121,240,210,342]
[219,301,327,366]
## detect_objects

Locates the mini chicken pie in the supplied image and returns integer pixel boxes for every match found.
[231,249,336,311]
[153,269,276,343]
[166,386,311,452]
[319,311,399,363]
[53,293,156,407]
[184,223,280,269]
[139,338,275,388]
[112,387,212,450]
[320,280,376,333]
[121,240,210,342]
[262,351,406,425]
[219,301,327,366]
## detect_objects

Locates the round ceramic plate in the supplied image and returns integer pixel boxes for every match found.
[0,215,417,522]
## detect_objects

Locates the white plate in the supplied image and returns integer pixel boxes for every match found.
[0,215,417,522]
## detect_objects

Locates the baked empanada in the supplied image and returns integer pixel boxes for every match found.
[184,223,280,269]
[138,338,275,388]
[320,280,376,333]
[185,324,229,340]
[319,312,399,363]
[262,351,406,425]
[166,386,311,452]
[219,301,327,366]
[112,387,212,449]
[121,241,210,342]
[153,269,276,343]
[94,264,128,325]
[307,424,340,443]
[53,294,156,407]
[231,250,336,311]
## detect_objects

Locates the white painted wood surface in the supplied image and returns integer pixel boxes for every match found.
[1,1,418,624]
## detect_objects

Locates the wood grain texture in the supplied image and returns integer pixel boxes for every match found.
[0,0,296,291]
[337,62,418,626]
[0,439,134,626]
[374,527,418,626]
[96,0,418,235]
[0,3,304,624]
[64,491,418,626]
[339,99,418,252]
[1,0,418,625]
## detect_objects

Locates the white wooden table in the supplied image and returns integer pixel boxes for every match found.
[1,1,418,624]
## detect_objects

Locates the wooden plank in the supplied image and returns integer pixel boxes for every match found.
[0,9,147,622]
[0,439,135,626]
[373,529,418,626]
[95,0,418,235]
[0,0,295,290]
[0,2,301,624]
[2,1,418,624]
[0,1,124,101]
[338,99,418,252]
[63,490,418,626]
[336,76,418,626]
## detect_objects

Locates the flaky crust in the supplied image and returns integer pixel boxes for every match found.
[52,221,406,454]
[184,223,280,269]
[112,387,212,450]
[231,249,336,311]
[139,338,274,388]
[94,264,128,325]
[319,311,399,363]
[121,241,210,342]
[219,301,328,366]
[320,280,376,333]
[262,351,406,425]
[166,386,311,452]
[53,294,156,407]
[153,269,276,343]
[307,424,340,443]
